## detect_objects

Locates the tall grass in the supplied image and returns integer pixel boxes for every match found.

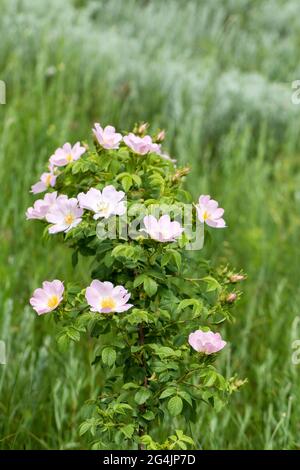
[0,0,300,449]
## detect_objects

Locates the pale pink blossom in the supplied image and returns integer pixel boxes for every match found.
[141,215,184,242]
[77,185,126,220]
[85,280,133,314]
[188,330,226,354]
[50,142,86,167]
[123,133,161,155]
[46,197,83,233]
[92,123,122,150]
[26,192,66,220]
[30,280,64,315]
[31,172,57,194]
[196,195,226,228]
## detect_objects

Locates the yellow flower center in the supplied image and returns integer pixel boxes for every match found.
[66,154,73,162]
[47,295,59,309]
[203,210,209,221]
[45,174,52,186]
[97,202,109,213]
[101,297,116,310]
[65,213,75,225]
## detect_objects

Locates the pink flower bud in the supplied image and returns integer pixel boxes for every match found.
[138,122,149,134]
[229,274,245,283]
[156,130,165,142]
[226,293,237,303]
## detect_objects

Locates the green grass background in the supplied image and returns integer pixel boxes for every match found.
[1,0,300,449]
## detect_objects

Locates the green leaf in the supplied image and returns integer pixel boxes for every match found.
[134,388,152,405]
[101,347,116,367]
[122,175,133,192]
[178,391,193,406]
[133,274,146,288]
[143,276,158,297]
[168,396,183,417]
[159,388,176,400]
[203,371,217,387]
[66,327,81,342]
[131,174,142,186]
[122,382,139,390]
[126,309,152,325]
[170,250,181,270]
[142,410,155,421]
[201,276,221,292]
[177,298,202,316]
[121,424,135,439]
[150,344,181,359]
[161,252,172,267]
[175,430,195,446]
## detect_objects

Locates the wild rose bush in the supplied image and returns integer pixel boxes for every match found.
[27,122,244,450]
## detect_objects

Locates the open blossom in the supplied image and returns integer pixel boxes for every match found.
[50,142,86,167]
[188,330,226,355]
[31,172,57,194]
[123,133,161,155]
[141,215,184,242]
[46,197,83,233]
[78,185,126,220]
[26,192,66,220]
[92,123,122,150]
[85,280,133,314]
[30,280,64,315]
[196,195,226,228]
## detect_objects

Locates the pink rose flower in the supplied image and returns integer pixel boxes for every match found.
[50,142,86,167]
[30,280,64,315]
[46,197,83,233]
[26,192,66,220]
[85,280,133,314]
[188,330,227,354]
[141,215,184,242]
[92,123,122,150]
[123,133,160,155]
[196,195,226,228]
[31,172,57,194]
[77,185,126,220]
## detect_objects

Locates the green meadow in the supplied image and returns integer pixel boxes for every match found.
[0,0,300,449]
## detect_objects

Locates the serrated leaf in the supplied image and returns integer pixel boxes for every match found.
[159,388,176,400]
[168,396,183,417]
[101,347,116,367]
[178,391,193,406]
[142,410,155,421]
[134,388,152,405]
[66,327,80,342]
[143,276,158,297]
[201,276,221,292]
[121,424,135,439]
[122,175,133,192]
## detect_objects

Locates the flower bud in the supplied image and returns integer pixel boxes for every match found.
[229,274,245,283]
[226,292,237,303]
[172,167,191,182]
[156,130,165,142]
[137,122,149,135]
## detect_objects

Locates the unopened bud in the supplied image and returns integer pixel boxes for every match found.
[156,130,166,142]
[172,167,191,182]
[226,293,237,303]
[229,274,245,283]
[137,122,149,134]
